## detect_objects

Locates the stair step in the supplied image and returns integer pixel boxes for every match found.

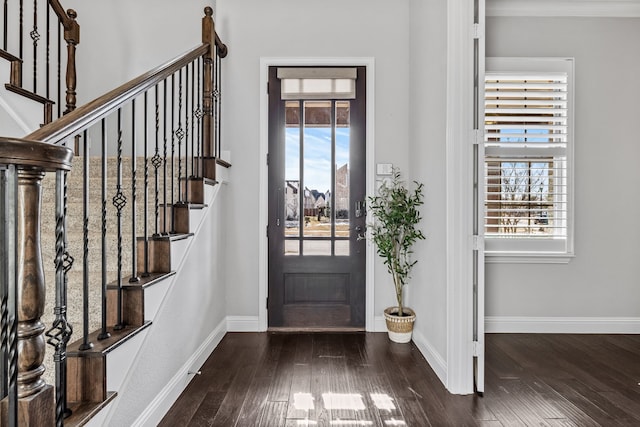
[106,271,176,327]
[0,48,22,87]
[65,391,117,427]
[67,322,151,403]
[4,83,53,124]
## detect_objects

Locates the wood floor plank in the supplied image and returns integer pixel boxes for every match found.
[160,332,640,427]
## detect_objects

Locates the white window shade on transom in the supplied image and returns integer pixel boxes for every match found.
[277,68,357,100]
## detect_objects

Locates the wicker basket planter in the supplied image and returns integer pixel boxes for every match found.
[383,307,416,343]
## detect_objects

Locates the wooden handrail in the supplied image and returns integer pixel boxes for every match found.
[48,0,76,31]
[0,137,73,171]
[26,44,208,145]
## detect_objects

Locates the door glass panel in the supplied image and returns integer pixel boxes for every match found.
[285,101,301,238]
[335,101,351,238]
[334,240,350,256]
[303,101,332,238]
[303,240,331,256]
[285,239,299,256]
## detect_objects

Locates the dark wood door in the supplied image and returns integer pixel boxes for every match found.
[268,66,366,328]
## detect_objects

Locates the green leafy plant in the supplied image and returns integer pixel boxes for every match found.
[368,168,425,317]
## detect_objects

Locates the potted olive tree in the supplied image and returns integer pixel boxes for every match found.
[368,168,425,343]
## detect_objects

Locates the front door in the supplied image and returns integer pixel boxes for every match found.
[268,66,366,328]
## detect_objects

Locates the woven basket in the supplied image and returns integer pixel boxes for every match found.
[384,307,416,334]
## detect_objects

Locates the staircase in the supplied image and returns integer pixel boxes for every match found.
[38,157,229,426]
[0,5,229,426]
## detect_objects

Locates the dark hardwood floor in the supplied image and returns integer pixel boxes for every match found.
[159,333,640,426]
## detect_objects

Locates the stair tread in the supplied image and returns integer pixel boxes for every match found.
[0,48,21,62]
[150,232,194,242]
[65,392,117,427]
[67,322,151,357]
[106,271,176,289]
[5,83,54,104]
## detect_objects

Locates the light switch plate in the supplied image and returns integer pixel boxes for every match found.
[376,163,393,176]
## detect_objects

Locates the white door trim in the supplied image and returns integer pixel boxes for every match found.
[258,57,376,332]
[445,0,475,394]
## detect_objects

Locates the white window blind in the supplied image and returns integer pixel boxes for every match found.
[484,58,573,257]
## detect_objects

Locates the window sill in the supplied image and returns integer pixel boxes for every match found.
[485,251,575,264]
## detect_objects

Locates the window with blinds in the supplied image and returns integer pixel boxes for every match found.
[484,58,574,257]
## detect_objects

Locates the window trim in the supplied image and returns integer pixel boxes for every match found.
[484,57,575,263]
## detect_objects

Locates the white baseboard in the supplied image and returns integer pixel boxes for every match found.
[227,315,262,332]
[411,328,448,387]
[486,316,640,334]
[132,317,227,427]
[373,315,387,333]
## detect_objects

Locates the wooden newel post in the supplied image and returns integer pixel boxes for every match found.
[201,6,216,179]
[14,168,55,426]
[63,9,79,115]
[200,6,227,180]
[0,139,73,426]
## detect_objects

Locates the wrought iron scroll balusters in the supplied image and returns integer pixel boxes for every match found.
[130,100,140,283]
[113,109,127,330]
[163,79,168,235]
[1,165,18,427]
[98,118,110,340]
[152,85,162,236]
[177,68,185,203]
[195,57,203,177]
[79,131,93,351]
[143,92,150,277]
[170,74,176,232]
[30,0,39,92]
[46,169,74,425]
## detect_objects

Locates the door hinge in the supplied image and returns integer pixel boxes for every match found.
[267,81,270,94]
[266,152,270,166]
[472,23,484,40]
[266,225,269,237]
[472,340,480,357]
[472,235,483,251]
[266,298,269,309]
[471,129,482,145]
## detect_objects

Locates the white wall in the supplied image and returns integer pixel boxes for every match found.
[65,0,214,105]
[216,0,411,321]
[486,17,640,328]
[106,185,228,426]
[407,0,449,376]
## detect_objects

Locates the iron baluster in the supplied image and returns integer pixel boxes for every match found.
[152,85,161,236]
[214,50,221,158]
[185,62,191,202]
[46,169,74,424]
[45,1,49,99]
[3,165,18,427]
[3,0,7,50]
[130,99,140,283]
[143,92,150,276]
[190,60,196,180]
[177,68,184,203]
[98,118,110,340]
[113,109,126,330]
[19,0,23,59]
[162,79,168,234]
[1,167,8,406]
[170,73,176,232]
[57,21,61,118]
[195,57,202,177]
[31,0,39,93]
[79,130,93,351]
